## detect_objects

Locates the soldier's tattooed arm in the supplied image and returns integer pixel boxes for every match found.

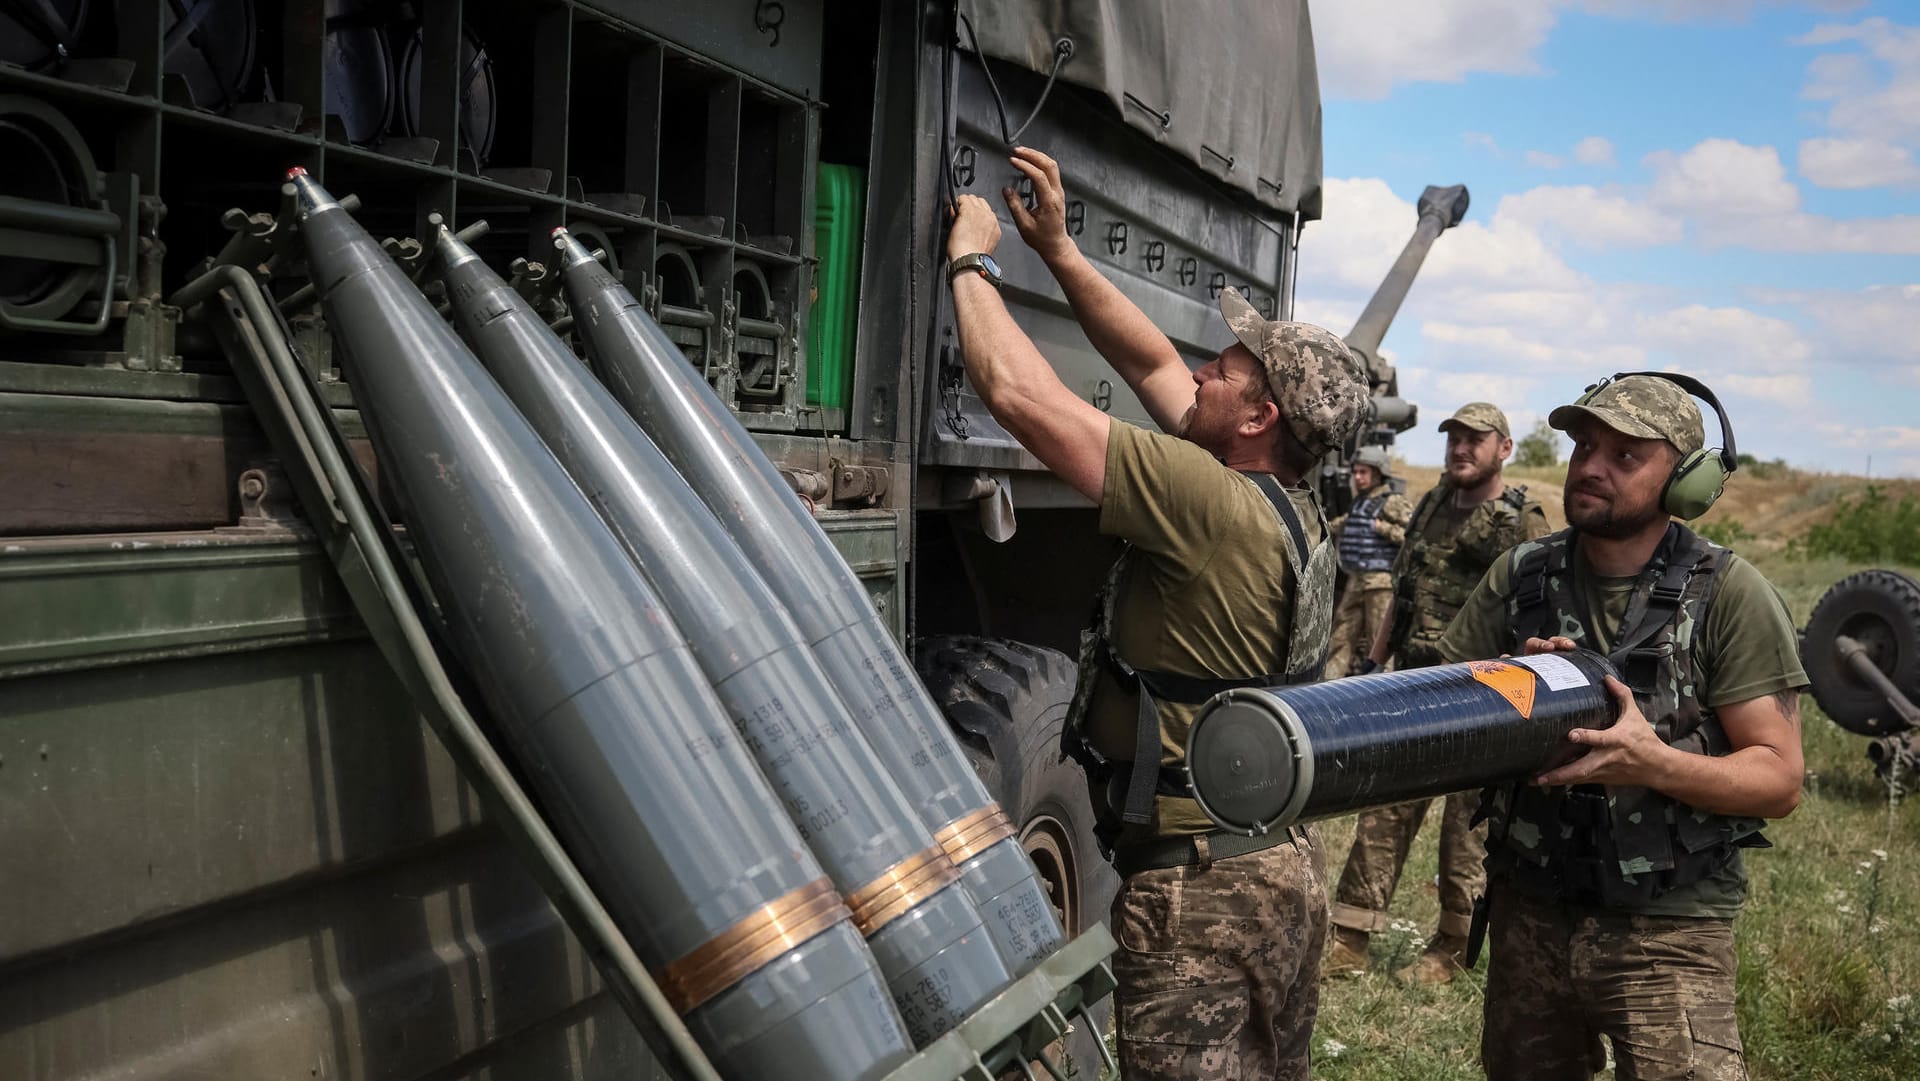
[1536,677,1804,819]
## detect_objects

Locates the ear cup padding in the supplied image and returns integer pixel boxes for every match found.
[1663,450,1728,520]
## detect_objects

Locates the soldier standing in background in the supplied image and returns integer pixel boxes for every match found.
[1324,446,1413,679]
[1437,374,1803,1079]
[1325,402,1550,981]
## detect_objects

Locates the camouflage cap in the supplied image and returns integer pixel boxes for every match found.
[1437,401,1510,437]
[1352,445,1392,475]
[1548,374,1704,456]
[1219,288,1369,455]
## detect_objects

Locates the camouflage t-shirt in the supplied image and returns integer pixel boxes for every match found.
[1089,419,1323,844]
[1436,547,1808,917]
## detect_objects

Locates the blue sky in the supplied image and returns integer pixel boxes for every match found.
[1294,0,1920,476]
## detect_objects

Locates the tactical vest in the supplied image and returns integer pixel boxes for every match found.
[1387,482,1534,666]
[1338,490,1399,575]
[1481,524,1769,909]
[1063,472,1335,834]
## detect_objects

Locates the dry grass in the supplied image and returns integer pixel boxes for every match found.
[1308,550,1920,1080]
[1087,465,1920,1079]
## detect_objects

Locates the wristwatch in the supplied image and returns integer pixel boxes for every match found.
[948,252,1003,287]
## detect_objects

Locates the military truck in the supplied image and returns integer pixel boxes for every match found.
[0,2,1453,1077]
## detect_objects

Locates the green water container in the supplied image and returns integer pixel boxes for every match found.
[809,164,865,411]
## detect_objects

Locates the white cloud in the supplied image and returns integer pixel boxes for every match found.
[1812,422,1920,454]
[1495,185,1684,249]
[1524,149,1566,168]
[1646,140,1800,218]
[1311,0,1560,100]
[1797,137,1920,188]
[1312,3,1876,101]
[1755,284,1920,365]
[1717,373,1816,406]
[1631,304,1812,372]
[1794,17,1920,190]
[1573,136,1617,166]
[1646,138,1920,252]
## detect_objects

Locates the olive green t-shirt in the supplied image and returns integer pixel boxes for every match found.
[1436,539,1808,917]
[1089,419,1324,844]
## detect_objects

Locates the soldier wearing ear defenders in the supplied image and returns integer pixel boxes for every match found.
[1435,373,1807,1081]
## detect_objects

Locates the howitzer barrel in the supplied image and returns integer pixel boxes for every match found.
[287,172,912,1081]
[1186,650,1616,836]
[552,229,1068,976]
[436,229,1012,1046]
[1345,183,1470,365]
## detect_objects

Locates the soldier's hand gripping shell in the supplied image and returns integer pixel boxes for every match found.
[1534,675,1667,788]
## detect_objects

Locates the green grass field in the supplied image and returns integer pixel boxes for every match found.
[1308,553,1920,1080]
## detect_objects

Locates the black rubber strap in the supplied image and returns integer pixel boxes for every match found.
[1248,472,1309,568]
[1122,686,1161,825]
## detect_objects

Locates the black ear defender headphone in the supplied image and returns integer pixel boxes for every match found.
[1572,372,1738,520]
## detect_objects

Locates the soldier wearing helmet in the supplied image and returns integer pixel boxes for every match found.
[1326,402,1550,983]
[1437,373,1805,1080]
[945,145,1370,1081]
[1322,446,1414,679]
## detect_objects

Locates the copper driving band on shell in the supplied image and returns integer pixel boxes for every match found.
[934,804,1019,867]
[657,877,849,1014]
[845,843,963,937]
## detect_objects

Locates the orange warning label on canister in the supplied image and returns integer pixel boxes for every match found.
[1467,660,1537,720]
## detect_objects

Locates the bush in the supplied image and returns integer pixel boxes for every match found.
[1737,453,1794,480]
[1788,484,1920,564]
[1513,419,1560,469]
[1697,518,1755,547]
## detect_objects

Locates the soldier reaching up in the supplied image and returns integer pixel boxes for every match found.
[1326,402,1550,981]
[944,146,1370,1081]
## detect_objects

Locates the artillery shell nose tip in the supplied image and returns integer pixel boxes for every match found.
[551,226,568,238]
[285,166,307,179]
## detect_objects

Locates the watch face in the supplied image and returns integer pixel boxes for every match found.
[978,253,1001,280]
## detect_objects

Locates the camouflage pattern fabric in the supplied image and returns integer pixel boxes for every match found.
[1284,495,1339,683]
[1548,374,1705,456]
[1330,790,1485,938]
[1481,880,1747,1080]
[1323,584,1394,681]
[1219,287,1368,455]
[1388,483,1550,667]
[1489,527,1765,903]
[1112,830,1329,1081]
[1439,400,1512,437]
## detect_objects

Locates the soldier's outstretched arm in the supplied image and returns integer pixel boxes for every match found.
[950,195,1110,503]
[1002,147,1194,434]
[1533,677,1803,819]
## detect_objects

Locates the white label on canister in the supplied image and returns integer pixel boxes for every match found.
[1510,653,1590,691]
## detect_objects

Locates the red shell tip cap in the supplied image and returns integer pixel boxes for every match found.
[285,166,307,179]
[550,226,567,237]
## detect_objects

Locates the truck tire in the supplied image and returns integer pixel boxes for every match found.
[916,635,1120,1075]
[1802,569,1920,735]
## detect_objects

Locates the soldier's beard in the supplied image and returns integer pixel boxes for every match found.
[1178,402,1233,457]
[1446,456,1498,489]
[1565,488,1666,539]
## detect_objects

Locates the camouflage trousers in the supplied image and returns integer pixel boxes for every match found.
[1481,879,1747,1081]
[1323,584,1394,680]
[1331,790,1486,938]
[1111,829,1329,1081]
